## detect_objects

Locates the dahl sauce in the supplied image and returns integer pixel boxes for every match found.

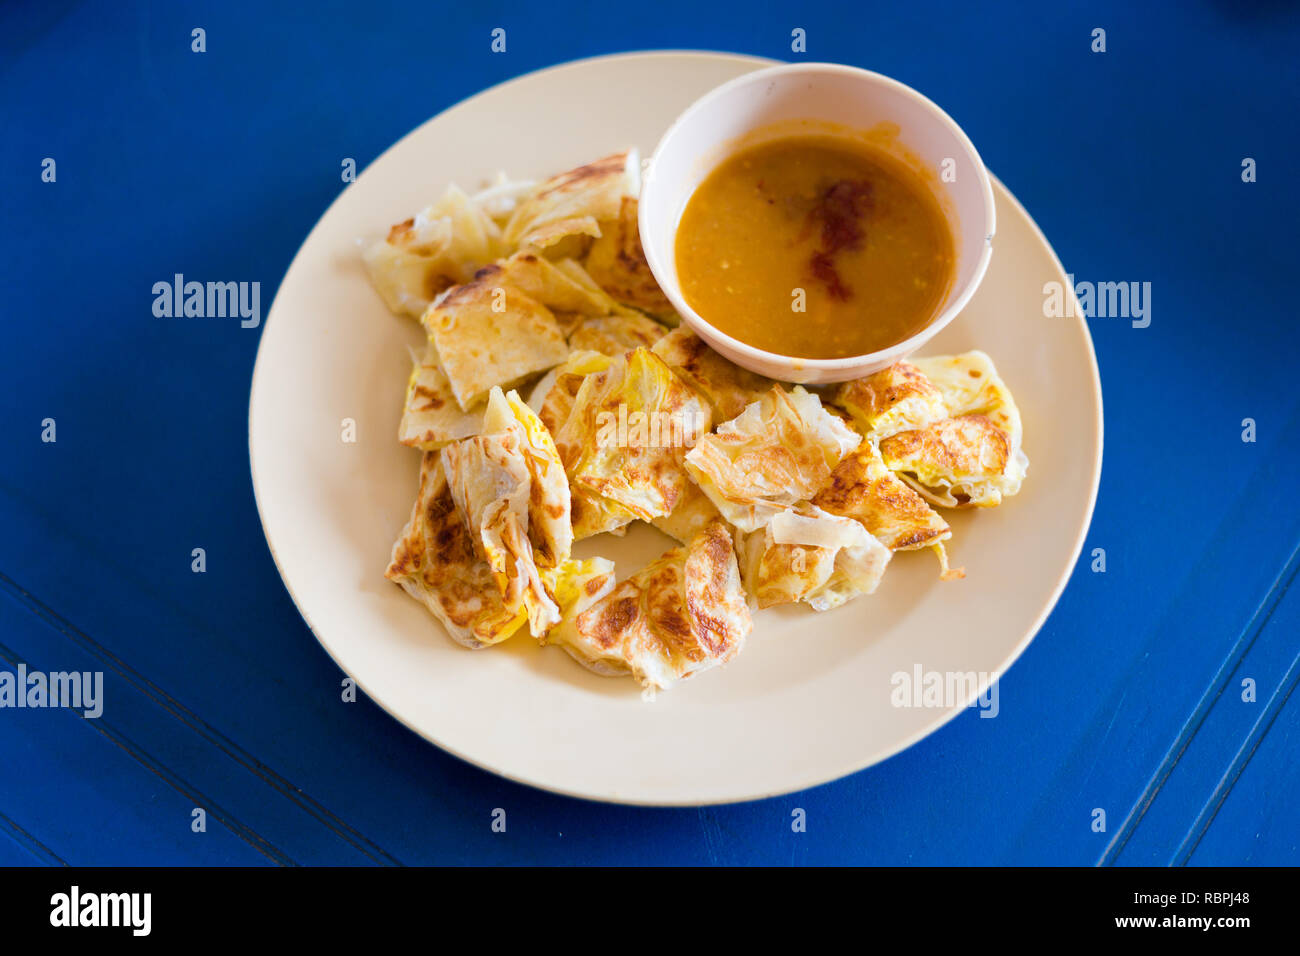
[675,136,955,359]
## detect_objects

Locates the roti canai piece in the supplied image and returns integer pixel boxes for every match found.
[812,439,951,550]
[812,440,962,579]
[385,453,527,648]
[424,268,569,413]
[529,350,635,539]
[364,184,506,319]
[880,414,1026,510]
[583,197,678,322]
[738,506,892,611]
[910,350,1026,451]
[650,476,723,546]
[567,311,668,356]
[557,347,713,524]
[485,387,573,568]
[492,251,623,317]
[651,327,773,420]
[547,519,751,690]
[831,361,948,442]
[397,340,486,449]
[685,385,861,533]
[504,150,640,255]
[882,349,1027,509]
[440,388,571,635]
[529,350,615,435]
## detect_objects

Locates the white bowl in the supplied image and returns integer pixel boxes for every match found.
[639,62,997,383]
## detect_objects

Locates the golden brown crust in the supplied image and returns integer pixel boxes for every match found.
[832,362,947,440]
[880,415,1009,479]
[651,327,772,420]
[583,197,676,319]
[385,454,524,646]
[812,441,951,551]
[560,518,749,688]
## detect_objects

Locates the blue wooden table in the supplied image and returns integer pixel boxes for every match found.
[2,0,1297,866]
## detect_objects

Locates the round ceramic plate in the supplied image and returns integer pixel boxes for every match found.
[249,52,1102,806]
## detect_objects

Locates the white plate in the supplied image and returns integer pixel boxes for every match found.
[249,52,1102,806]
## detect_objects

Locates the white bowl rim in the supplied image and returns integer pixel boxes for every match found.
[640,60,998,373]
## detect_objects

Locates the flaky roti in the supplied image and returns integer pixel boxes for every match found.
[651,326,773,420]
[685,385,860,533]
[384,454,527,648]
[739,506,891,610]
[583,197,677,321]
[504,150,640,251]
[558,348,712,523]
[425,273,569,412]
[831,361,948,442]
[441,388,570,635]
[397,340,485,449]
[363,184,506,318]
[812,440,951,551]
[567,311,668,356]
[881,414,1027,509]
[550,519,751,689]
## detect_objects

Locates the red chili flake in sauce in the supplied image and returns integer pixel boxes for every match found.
[806,179,873,300]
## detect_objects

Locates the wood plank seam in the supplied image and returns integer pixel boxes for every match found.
[1173,566,1300,864]
[0,808,69,866]
[0,638,296,866]
[0,570,403,866]
[1100,538,1300,865]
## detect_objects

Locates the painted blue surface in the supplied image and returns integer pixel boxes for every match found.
[1,0,1297,865]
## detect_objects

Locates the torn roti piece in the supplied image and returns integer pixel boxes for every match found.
[531,352,634,540]
[529,350,615,435]
[651,327,773,420]
[583,197,677,322]
[684,385,860,533]
[482,387,573,568]
[650,476,724,546]
[738,506,892,611]
[880,414,1027,509]
[548,519,751,689]
[424,270,569,412]
[557,348,712,524]
[504,150,640,253]
[567,310,668,357]
[363,184,506,318]
[910,350,1026,455]
[397,340,485,449]
[440,388,572,635]
[492,251,623,318]
[471,172,537,224]
[812,440,951,551]
[384,453,527,648]
[831,361,948,442]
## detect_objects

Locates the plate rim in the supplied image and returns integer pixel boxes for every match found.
[248,50,1104,806]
